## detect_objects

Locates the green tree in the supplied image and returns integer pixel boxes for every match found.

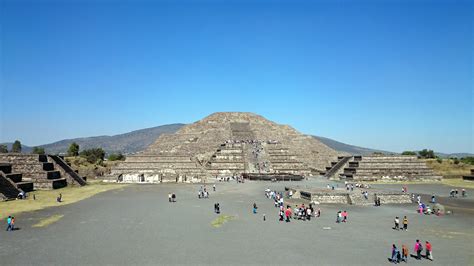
[11,140,22,153]
[68,142,80,156]
[32,147,45,155]
[453,158,460,165]
[401,151,417,156]
[460,157,474,165]
[418,149,435,159]
[108,153,125,161]
[0,144,8,153]
[80,148,105,164]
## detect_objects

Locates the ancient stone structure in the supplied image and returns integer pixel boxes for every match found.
[0,154,86,191]
[110,112,340,182]
[286,186,412,205]
[0,162,34,199]
[323,155,442,181]
[462,169,474,181]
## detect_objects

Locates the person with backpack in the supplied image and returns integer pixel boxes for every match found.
[414,239,423,260]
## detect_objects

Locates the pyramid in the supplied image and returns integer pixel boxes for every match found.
[110,112,341,182]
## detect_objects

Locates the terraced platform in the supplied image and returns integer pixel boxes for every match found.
[110,112,340,182]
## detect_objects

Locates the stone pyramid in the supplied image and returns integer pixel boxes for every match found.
[110,112,341,182]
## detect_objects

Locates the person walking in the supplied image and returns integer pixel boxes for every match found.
[336,211,341,223]
[6,216,12,231]
[342,210,348,223]
[414,240,423,260]
[401,244,408,262]
[394,217,400,230]
[213,184,216,192]
[403,216,408,231]
[391,244,399,263]
[168,193,172,203]
[172,193,176,202]
[285,206,292,222]
[11,216,15,231]
[253,203,258,214]
[425,241,433,260]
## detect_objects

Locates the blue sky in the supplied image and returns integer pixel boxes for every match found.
[1,0,472,153]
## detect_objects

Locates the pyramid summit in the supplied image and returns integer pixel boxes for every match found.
[110,112,341,182]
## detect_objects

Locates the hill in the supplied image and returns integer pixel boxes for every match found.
[313,136,395,155]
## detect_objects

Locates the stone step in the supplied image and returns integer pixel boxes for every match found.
[6,173,23,183]
[0,163,12,174]
[17,181,34,192]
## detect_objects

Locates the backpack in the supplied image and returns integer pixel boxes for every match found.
[419,244,423,252]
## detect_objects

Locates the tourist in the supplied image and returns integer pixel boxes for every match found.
[289,190,293,198]
[403,216,408,231]
[172,193,176,202]
[263,214,266,221]
[414,240,423,260]
[279,210,284,221]
[168,193,172,202]
[431,194,436,203]
[213,184,216,192]
[6,216,12,231]
[306,207,312,221]
[391,244,400,264]
[425,241,433,260]
[253,203,258,214]
[316,208,321,217]
[336,211,341,223]
[401,244,408,262]
[285,206,292,222]
[394,216,400,230]
[461,189,466,197]
[342,210,348,223]
[11,216,15,231]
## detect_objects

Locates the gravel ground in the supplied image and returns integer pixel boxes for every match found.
[1,180,473,265]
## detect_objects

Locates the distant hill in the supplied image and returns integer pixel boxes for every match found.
[2,124,184,155]
[2,123,471,157]
[313,136,396,155]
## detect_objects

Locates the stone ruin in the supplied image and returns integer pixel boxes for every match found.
[0,154,86,199]
[322,155,442,181]
[110,112,341,183]
[286,186,412,205]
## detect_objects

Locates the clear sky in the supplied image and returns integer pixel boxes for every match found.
[1,0,472,154]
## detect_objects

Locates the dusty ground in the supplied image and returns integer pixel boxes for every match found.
[0,180,473,265]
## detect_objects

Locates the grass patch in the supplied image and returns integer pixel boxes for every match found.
[211,215,234,228]
[0,182,127,220]
[442,178,474,189]
[425,159,472,179]
[32,214,64,228]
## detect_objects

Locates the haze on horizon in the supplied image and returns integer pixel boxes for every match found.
[1,0,472,154]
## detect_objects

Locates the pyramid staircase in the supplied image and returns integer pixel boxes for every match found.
[0,162,34,199]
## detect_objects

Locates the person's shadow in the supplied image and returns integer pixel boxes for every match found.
[12,227,21,231]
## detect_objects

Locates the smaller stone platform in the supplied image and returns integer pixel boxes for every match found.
[243,173,304,181]
[285,186,411,205]
[462,169,474,181]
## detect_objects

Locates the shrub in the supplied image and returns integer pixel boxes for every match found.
[79,148,105,164]
[32,147,45,155]
[402,151,417,156]
[108,153,125,161]
[418,149,435,159]
[0,144,7,153]
[436,158,442,164]
[67,142,80,157]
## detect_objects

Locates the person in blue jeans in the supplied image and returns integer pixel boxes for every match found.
[6,216,12,231]
[391,244,400,263]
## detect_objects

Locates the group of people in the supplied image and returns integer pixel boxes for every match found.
[391,240,432,263]
[5,216,15,231]
[393,216,408,231]
[449,188,466,198]
[198,186,210,199]
[335,210,348,223]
